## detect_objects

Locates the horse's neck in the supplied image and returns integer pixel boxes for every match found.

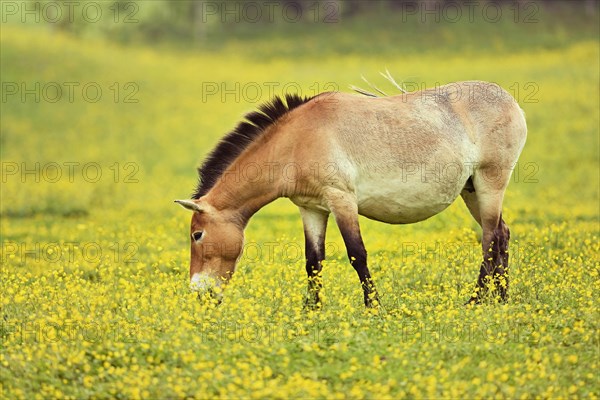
[204,141,286,225]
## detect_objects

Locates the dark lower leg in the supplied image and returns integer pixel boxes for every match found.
[304,242,324,309]
[304,260,323,308]
[358,269,379,308]
[300,208,328,309]
[328,194,379,307]
[345,238,379,307]
[470,217,510,303]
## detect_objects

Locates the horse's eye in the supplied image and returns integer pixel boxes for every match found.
[191,231,204,242]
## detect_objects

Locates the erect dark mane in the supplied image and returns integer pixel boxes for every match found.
[192,93,313,199]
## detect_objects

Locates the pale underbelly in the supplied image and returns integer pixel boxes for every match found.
[356,177,466,224]
[289,172,470,224]
[357,198,453,224]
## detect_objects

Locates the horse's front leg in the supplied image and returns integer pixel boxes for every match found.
[326,191,380,308]
[299,207,328,309]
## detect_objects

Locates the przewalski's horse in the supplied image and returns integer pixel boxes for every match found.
[176,81,527,307]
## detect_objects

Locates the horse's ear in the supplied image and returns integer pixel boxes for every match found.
[174,200,203,213]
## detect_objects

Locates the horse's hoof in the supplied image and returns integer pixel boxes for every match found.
[364,297,381,308]
[465,297,481,306]
[465,293,509,306]
[303,298,322,311]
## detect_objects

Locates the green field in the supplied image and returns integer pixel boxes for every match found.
[1,4,599,398]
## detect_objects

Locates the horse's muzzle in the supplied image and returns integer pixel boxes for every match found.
[190,273,223,303]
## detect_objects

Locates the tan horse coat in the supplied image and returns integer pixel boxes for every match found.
[176,81,527,306]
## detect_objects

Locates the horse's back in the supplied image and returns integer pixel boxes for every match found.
[308,81,527,176]
[311,81,525,154]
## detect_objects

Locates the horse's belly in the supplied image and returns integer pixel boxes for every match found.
[356,176,464,224]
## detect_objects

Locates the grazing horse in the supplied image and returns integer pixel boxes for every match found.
[176,81,527,307]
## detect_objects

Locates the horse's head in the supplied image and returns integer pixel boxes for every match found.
[175,199,244,300]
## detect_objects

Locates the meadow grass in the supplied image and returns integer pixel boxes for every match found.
[1,10,599,398]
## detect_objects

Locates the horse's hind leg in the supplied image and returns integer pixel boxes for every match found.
[465,178,511,304]
[299,207,329,309]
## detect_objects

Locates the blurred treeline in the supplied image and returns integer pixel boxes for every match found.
[4,0,598,44]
